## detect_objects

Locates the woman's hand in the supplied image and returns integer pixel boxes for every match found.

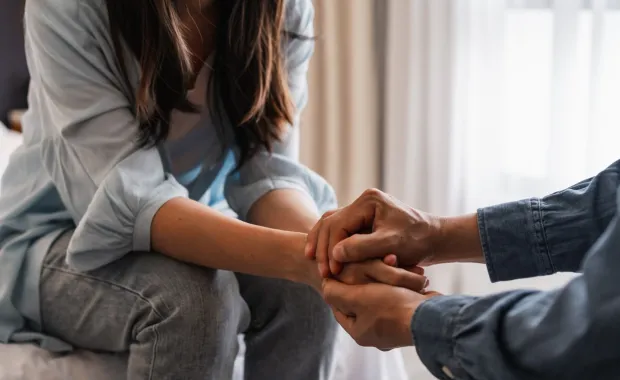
[296,251,428,294]
[337,259,428,292]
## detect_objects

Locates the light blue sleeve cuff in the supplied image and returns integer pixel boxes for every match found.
[132,176,189,252]
[67,152,188,272]
[225,153,337,221]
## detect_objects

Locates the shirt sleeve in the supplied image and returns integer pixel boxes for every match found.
[478,159,620,282]
[413,189,620,380]
[25,0,187,271]
[224,0,337,220]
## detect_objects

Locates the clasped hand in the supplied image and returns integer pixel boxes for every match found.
[305,189,443,351]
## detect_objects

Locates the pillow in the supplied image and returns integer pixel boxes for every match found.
[0,0,29,126]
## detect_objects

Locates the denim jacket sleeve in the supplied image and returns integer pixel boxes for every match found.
[478,160,620,282]
[413,189,620,380]
[224,0,338,219]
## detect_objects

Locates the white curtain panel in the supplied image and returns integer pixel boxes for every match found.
[383,0,618,378]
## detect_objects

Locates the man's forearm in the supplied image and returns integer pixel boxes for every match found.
[434,214,485,265]
[479,160,620,282]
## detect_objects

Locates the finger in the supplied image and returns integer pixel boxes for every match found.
[328,219,350,275]
[332,232,396,263]
[306,210,339,259]
[322,279,360,314]
[325,195,376,240]
[365,262,427,292]
[305,219,321,259]
[404,266,425,276]
[316,221,331,278]
[383,254,398,267]
[330,260,345,276]
[332,308,356,333]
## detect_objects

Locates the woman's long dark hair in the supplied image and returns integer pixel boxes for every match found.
[106,0,296,167]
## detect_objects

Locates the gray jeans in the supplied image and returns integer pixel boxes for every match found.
[39,231,336,380]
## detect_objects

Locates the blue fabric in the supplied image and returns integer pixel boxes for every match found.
[0,0,335,351]
[412,159,620,379]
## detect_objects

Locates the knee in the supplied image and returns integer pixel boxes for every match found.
[277,283,337,346]
[143,260,245,338]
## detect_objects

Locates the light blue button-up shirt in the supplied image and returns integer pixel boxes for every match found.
[0,0,335,351]
[413,160,620,379]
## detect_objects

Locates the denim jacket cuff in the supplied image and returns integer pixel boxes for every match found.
[478,199,554,282]
[412,295,476,380]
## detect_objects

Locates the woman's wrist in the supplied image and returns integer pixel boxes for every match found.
[433,214,485,264]
[279,231,322,290]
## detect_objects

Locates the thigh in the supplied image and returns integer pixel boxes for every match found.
[40,230,248,353]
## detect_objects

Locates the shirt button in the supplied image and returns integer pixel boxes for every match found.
[442,366,455,379]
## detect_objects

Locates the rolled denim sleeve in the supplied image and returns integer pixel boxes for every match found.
[26,0,187,271]
[414,192,620,379]
[225,0,337,219]
[478,160,620,282]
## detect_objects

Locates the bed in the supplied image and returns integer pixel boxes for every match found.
[0,126,409,380]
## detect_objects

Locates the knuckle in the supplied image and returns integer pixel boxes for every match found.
[362,188,385,200]
[321,210,334,220]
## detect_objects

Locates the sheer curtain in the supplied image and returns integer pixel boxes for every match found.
[383,0,620,378]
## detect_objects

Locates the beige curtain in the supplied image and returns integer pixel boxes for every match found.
[300,0,383,205]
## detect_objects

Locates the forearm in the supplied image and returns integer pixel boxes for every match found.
[435,160,620,282]
[415,210,620,380]
[152,197,318,288]
[434,214,485,265]
[478,161,618,282]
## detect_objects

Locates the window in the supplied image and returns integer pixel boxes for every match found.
[495,0,620,200]
[507,0,620,9]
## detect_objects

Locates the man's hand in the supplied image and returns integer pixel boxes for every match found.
[305,189,441,277]
[322,279,442,350]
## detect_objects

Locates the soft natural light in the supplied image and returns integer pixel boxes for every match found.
[460,2,620,298]
[500,10,554,180]
[590,11,620,172]
[498,7,620,198]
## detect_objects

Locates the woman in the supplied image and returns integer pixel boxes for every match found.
[0,0,427,379]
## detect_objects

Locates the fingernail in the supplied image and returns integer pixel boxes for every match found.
[424,277,430,288]
[333,246,344,260]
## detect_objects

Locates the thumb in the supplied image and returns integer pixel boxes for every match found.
[332,232,395,263]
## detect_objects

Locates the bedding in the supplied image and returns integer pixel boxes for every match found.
[0,333,409,380]
[0,335,410,380]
